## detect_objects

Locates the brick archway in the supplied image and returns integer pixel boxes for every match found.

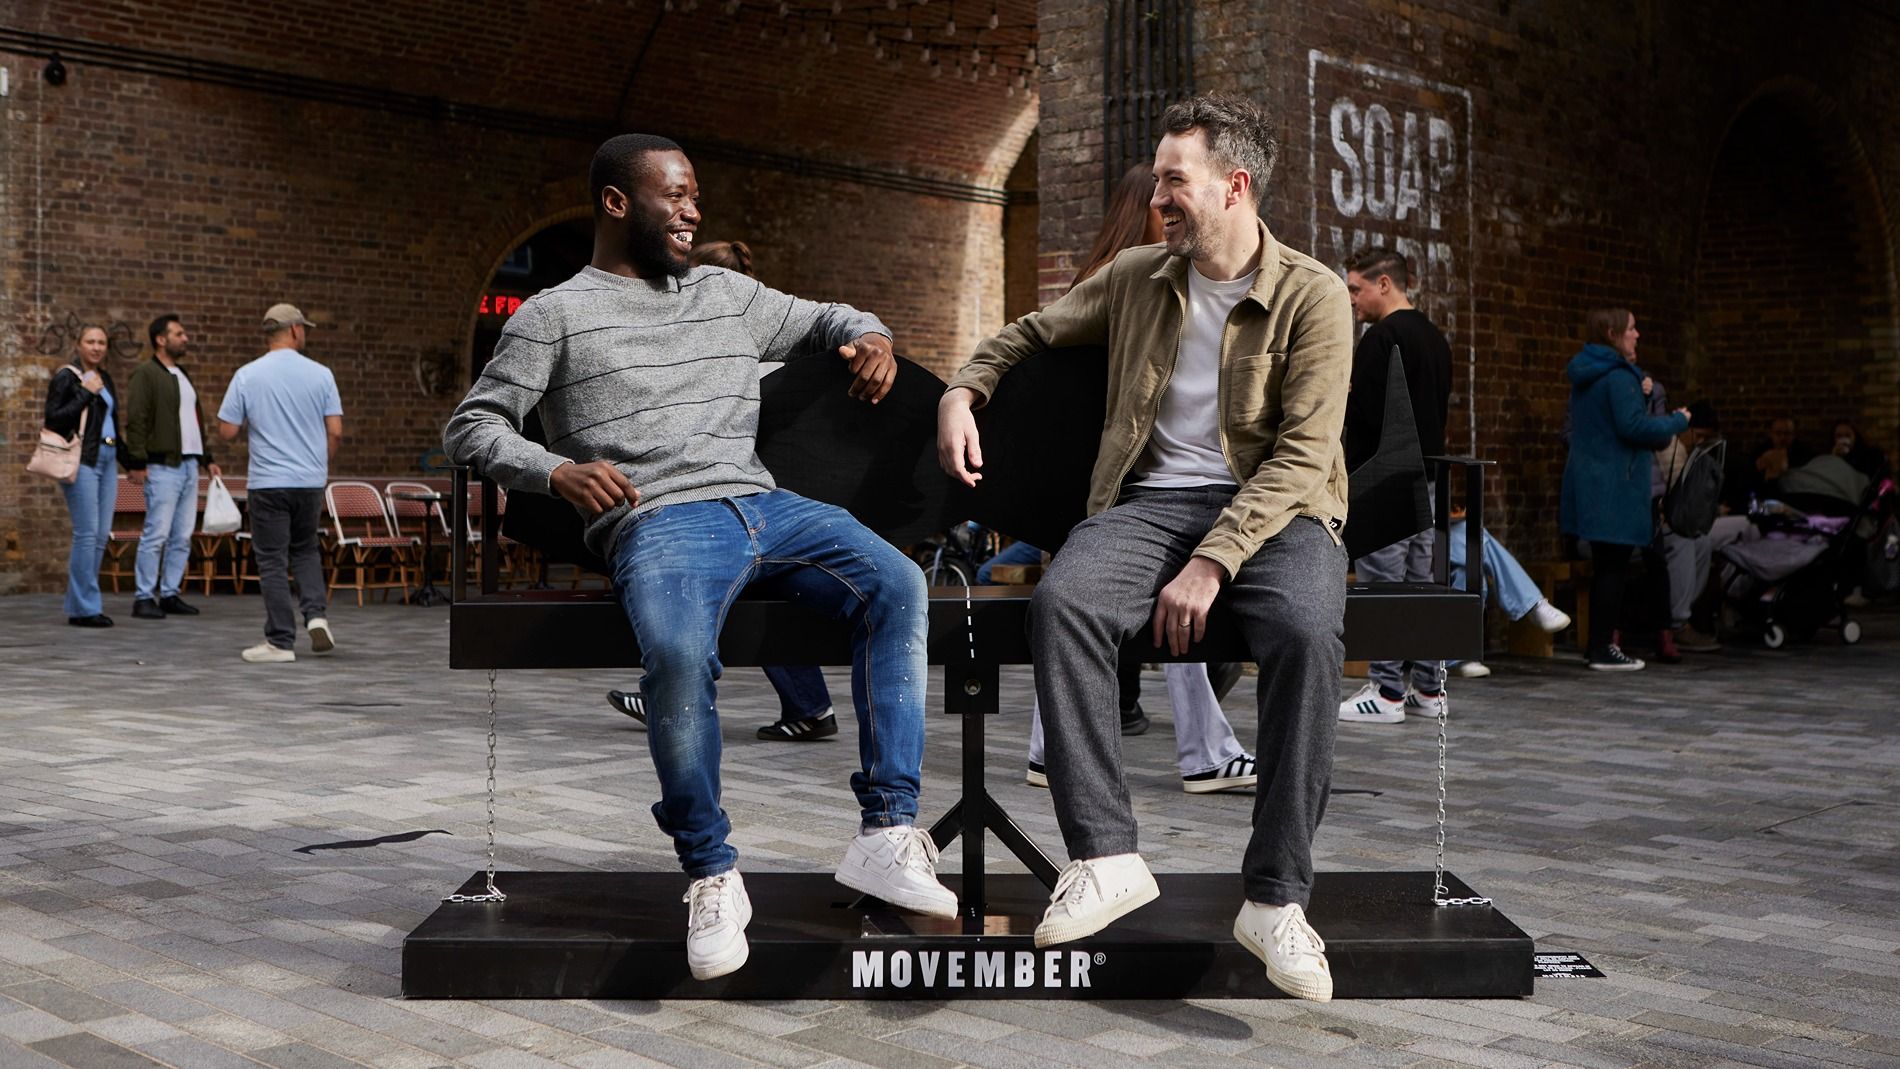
[1691,81,1899,454]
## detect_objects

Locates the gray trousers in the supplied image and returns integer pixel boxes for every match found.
[1662,530,1711,628]
[1354,526,1441,696]
[1030,486,1346,907]
[249,488,328,650]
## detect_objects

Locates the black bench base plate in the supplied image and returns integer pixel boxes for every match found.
[403,871,1531,999]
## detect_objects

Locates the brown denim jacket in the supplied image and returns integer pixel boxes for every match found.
[947,219,1353,577]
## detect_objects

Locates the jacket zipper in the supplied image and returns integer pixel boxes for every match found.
[1113,282,1187,491]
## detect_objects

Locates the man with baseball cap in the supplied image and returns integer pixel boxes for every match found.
[217,303,344,662]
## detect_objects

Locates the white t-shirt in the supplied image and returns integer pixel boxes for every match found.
[169,366,204,457]
[1132,265,1258,488]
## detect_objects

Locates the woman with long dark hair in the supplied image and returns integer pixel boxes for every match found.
[1561,308,1688,670]
[44,325,121,627]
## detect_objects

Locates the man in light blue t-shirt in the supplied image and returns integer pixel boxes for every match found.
[217,303,345,663]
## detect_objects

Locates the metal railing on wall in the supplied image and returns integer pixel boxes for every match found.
[1102,0,1194,197]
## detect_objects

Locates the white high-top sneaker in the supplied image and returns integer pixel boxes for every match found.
[1233,899,1333,1001]
[835,825,958,918]
[1032,853,1160,948]
[682,870,752,980]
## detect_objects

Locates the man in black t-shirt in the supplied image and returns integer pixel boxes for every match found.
[1337,247,1454,726]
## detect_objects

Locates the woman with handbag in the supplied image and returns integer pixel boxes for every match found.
[43,325,121,627]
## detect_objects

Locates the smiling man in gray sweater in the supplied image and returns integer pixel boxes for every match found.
[444,134,955,981]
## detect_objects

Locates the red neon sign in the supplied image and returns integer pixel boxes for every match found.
[479,294,525,317]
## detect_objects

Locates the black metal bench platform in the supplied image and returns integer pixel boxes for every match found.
[404,872,1531,1000]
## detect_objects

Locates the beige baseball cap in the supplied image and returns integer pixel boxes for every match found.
[262,303,314,332]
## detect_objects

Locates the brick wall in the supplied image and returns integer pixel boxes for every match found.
[0,2,1037,593]
[1034,0,1900,552]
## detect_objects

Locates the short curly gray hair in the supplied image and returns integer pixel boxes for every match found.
[1160,92,1279,206]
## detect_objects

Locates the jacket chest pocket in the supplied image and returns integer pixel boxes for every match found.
[1225,352,1286,425]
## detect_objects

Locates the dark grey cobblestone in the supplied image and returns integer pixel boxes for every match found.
[2,594,1896,1067]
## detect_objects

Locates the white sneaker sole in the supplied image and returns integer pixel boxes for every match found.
[1183,774,1257,794]
[1033,877,1159,948]
[687,934,749,980]
[307,621,334,654]
[1026,767,1048,788]
[1587,660,1645,672]
[834,865,959,919]
[1233,917,1333,1001]
[1337,708,1404,724]
[241,648,294,663]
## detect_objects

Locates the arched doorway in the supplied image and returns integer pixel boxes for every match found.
[1691,88,1898,456]
[470,216,593,378]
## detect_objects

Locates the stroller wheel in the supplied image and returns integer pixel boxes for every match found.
[1763,623,1787,649]
[1842,620,1862,645]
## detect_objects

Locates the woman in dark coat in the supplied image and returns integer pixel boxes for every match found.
[1559,308,1687,671]
[43,325,121,626]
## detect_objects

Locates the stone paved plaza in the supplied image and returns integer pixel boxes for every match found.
[0,592,1896,1069]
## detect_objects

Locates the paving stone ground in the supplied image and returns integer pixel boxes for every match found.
[1,591,1895,1069]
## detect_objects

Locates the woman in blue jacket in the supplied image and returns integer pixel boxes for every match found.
[1560,309,1688,671]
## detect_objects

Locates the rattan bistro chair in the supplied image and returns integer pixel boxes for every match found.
[324,480,417,605]
[100,476,146,593]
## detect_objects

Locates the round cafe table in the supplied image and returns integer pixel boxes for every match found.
[390,489,450,606]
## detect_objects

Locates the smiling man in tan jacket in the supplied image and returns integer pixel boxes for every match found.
[937,92,1353,1002]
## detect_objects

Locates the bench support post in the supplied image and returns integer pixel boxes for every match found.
[928,660,1060,925]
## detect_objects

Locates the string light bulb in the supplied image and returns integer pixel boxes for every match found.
[988,0,998,28]
[945,14,955,35]
[1026,45,1037,64]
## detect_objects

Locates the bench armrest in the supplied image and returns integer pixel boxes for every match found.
[1424,456,1496,591]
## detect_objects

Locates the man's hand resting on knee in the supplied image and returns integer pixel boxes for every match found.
[838,333,897,403]
[551,460,639,515]
[936,387,984,487]
[1152,556,1225,656]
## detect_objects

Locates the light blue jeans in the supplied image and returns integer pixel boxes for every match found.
[135,459,197,601]
[60,445,118,618]
[612,490,929,878]
[1448,520,1542,621]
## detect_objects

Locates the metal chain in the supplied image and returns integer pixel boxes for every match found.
[444,668,507,904]
[1431,660,1490,909]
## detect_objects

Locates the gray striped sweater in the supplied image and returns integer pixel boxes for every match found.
[443,264,890,557]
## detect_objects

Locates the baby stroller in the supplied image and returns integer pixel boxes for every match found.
[1716,456,1893,648]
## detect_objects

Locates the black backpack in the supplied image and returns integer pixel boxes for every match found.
[1664,439,1726,538]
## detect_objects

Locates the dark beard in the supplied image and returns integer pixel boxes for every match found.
[626,216,691,279]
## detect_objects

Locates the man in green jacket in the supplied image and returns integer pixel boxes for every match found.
[937,93,1353,1001]
[124,314,221,619]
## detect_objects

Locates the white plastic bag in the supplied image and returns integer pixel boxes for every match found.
[202,476,241,535]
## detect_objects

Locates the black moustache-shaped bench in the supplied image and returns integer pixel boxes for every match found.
[402,349,1532,1000]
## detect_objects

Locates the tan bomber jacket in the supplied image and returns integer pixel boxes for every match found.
[947,218,1354,578]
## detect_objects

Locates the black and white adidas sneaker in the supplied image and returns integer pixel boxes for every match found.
[605,689,646,726]
[756,710,839,741]
[1182,752,1257,794]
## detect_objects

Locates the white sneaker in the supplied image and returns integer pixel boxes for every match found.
[1455,661,1491,678]
[306,617,335,654]
[1337,683,1404,724]
[835,826,958,919]
[1234,900,1333,1002]
[683,870,752,980]
[1403,687,1447,719]
[1033,853,1160,948]
[241,643,294,663]
[1530,599,1571,633]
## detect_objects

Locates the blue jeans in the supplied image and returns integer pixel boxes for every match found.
[1448,521,1542,621]
[135,459,197,600]
[762,666,832,720]
[976,540,1043,584]
[613,490,929,878]
[60,445,118,618]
